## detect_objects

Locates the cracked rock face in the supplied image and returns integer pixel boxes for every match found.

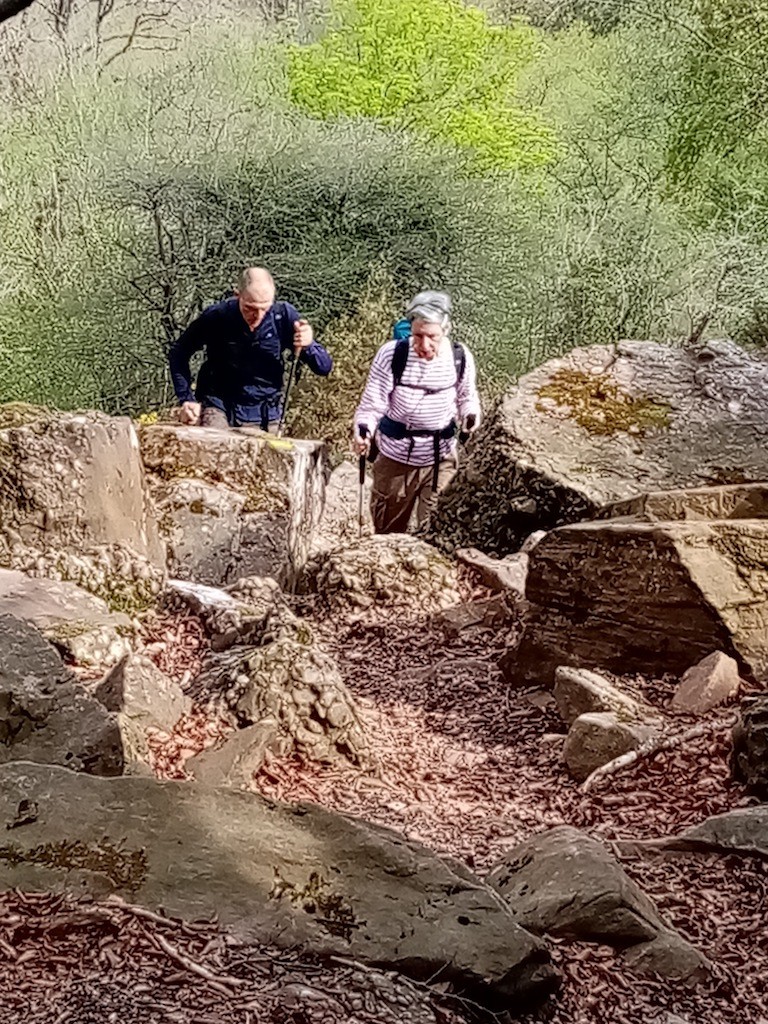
[428,339,768,555]
[0,410,165,608]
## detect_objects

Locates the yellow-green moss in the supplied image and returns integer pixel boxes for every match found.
[537,369,671,436]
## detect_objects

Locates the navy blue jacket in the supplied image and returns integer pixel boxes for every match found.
[168,298,332,426]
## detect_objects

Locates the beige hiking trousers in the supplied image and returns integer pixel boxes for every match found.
[370,453,457,534]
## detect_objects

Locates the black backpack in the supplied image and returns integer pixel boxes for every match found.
[391,338,466,388]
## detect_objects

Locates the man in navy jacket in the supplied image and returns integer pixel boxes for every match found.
[168,267,332,430]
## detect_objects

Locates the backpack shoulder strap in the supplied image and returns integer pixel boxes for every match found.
[391,339,410,386]
[452,341,466,383]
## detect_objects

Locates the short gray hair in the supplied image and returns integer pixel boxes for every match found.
[408,303,451,332]
[406,290,452,315]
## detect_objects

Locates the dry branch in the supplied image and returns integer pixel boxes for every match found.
[581,716,736,794]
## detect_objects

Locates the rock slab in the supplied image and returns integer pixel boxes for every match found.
[0,615,123,775]
[428,340,768,555]
[0,762,558,1012]
[141,425,328,588]
[0,411,165,608]
[510,519,768,685]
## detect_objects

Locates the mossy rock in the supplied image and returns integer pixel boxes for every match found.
[537,368,670,436]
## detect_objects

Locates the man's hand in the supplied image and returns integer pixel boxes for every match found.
[180,401,201,425]
[293,319,314,350]
[461,413,478,435]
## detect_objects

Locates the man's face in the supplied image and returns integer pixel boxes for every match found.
[411,319,444,360]
[237,285,274,329]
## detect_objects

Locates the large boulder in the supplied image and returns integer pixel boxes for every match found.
[140,425,328,588]
[487,828,710,983]
[0,762,559,1012]
[428,340,768,555]
[0,615,123,775]
[731,696,768,795]
[509,519,768,686]
[0,568,131,667]
[301,534,460,614]
[486,826,669,944]
[0,409,165,607]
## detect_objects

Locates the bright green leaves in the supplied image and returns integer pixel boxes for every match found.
[288,0,555,172]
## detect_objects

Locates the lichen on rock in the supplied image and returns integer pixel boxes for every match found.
[536,368,671,436]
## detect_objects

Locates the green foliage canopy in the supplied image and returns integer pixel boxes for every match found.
[288,0,555,171]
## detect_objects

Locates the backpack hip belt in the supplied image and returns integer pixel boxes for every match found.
[378,415,456,491]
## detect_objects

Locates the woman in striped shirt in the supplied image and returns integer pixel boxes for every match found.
[354,301,481,534]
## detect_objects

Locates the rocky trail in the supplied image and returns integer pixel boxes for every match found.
[0,891,466,1024]
[2,341,768,1024]
[132,587,767,1024]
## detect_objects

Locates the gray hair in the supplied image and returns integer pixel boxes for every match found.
[407,303,451,333]
[406,290,452,315]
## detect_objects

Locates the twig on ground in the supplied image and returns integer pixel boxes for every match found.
[150,930,245,996]
[582,716,736,793]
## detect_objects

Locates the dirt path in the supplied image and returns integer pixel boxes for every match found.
[248,604,768,1024]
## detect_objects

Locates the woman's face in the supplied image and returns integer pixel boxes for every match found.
[411,319,444,360]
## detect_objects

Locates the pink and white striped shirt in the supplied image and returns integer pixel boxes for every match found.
[354,337,481,466]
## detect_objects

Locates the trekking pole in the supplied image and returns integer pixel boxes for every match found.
[277,349,298,438]
[357,425,368,538]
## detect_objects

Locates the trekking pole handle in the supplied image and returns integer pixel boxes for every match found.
[459,414,476,444]
[357,425,368,484]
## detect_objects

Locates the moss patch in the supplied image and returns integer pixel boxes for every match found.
[0,838,148,892]
[537,369,671,436]
[270,868,358,941]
